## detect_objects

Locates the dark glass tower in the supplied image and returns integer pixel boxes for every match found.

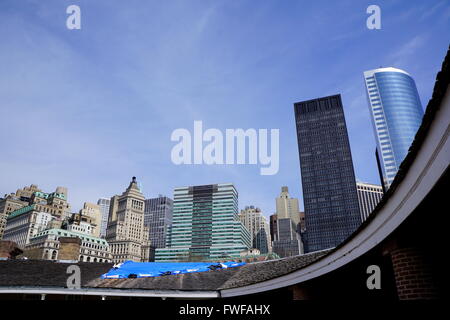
[294,94,361,252]
[144,196,173,249]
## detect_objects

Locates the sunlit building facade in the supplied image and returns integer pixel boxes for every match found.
[364,67,423,190]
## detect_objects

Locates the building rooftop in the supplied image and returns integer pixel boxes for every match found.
[31,228,108,246]
[6,204,36,220]
[0,250,330,292]
[0,260,113,288]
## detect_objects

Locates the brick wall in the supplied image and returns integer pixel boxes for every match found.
[291,284,311,300]
[22,247,45,260]
[390,246,438,299]
[0,240,23,259]
[58,237,81,261]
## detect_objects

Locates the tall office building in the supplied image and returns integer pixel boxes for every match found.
[294,94,361,253]
[356,182,384,222]
[275,186,301,231]
[155,183,251,262]
[269,214,277,243]
[364,67,424,190]
[97,198,110,238]
[106,177,150,263]
[271,187,303,257]
[239,206,271,254]
[144,195,173,251]
[272,217,302,258]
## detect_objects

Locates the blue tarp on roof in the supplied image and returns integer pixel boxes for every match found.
[101,261,246,279]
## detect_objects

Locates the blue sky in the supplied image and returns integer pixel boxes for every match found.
[0,0,449,218]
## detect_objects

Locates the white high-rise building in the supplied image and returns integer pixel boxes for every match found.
[97,198,111,238]
[239,206,271,254]
[356,182,384,222]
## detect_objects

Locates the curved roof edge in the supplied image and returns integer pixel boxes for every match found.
[363,67,411,78]
[221,46,450,298]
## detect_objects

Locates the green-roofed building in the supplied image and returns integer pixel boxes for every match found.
[26,228,112,262]
[3,205,53,248]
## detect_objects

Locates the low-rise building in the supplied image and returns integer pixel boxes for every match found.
[26,228,112,262]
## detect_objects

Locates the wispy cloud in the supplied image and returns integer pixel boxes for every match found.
[419,0,449,21]
[0,0,448,214]
[387,34,428,66]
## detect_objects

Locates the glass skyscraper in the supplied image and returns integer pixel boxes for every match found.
[294,94,361,253]
[155,183,251,262]
[364,67,424,190]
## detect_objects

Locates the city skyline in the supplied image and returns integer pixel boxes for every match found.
[0,1,448,303]
[0,0,449,220]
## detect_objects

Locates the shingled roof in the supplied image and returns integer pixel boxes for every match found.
[0,250,330,292]
[0,260,113,288]
[84,250,331,291]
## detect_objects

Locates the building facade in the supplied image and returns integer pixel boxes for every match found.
[0,195,28,240]
[275,186,302,232]
[356,182,384,222]
[2,185,71,248]
[269,214,277,244]
[155,183,251,262]
[144,196,173,256]
[294,94,361,253]
[31,188,71,221]
[3,205,53,248]
[272,218,302,258]
[97,198,111,238]
[1,184,68,240]
[25,228,112,262]
[364,67,424,190]
[239,206,271,254]
[71,202,102,238]
[106,177,150,263]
